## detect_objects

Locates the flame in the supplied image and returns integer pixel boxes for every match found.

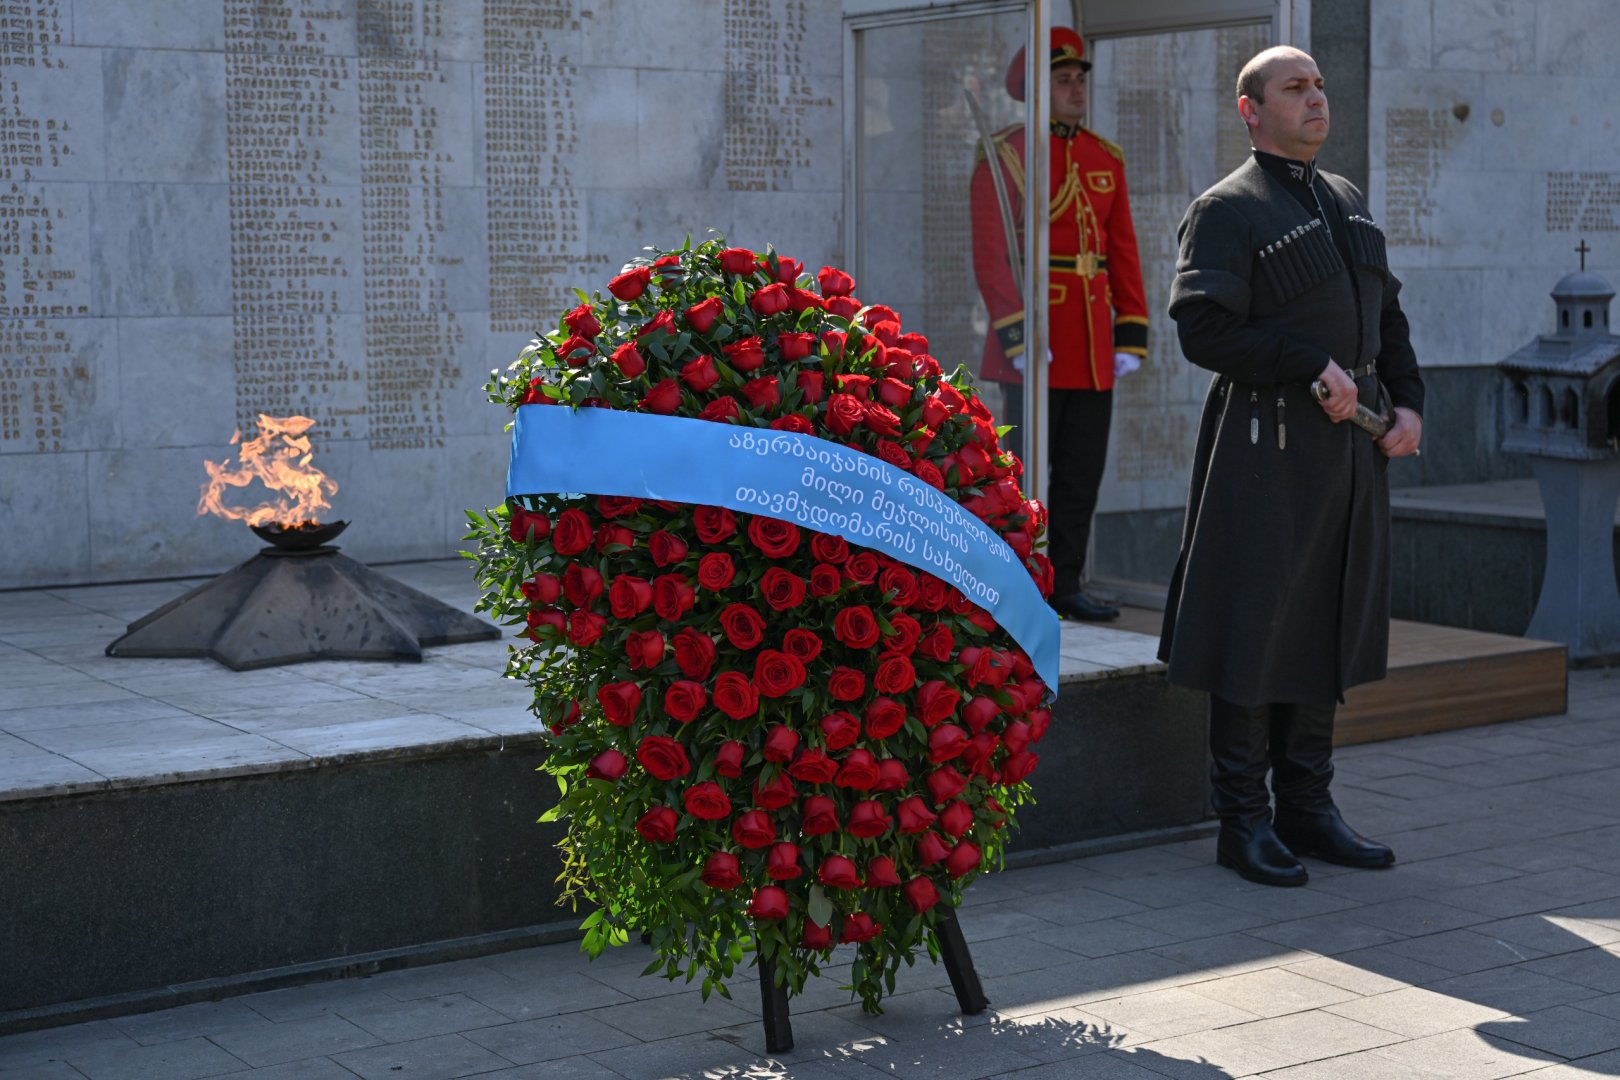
[198,414,339,528]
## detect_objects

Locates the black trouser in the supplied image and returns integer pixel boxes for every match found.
[999,383,1112,596]
[1208,696,1338,822]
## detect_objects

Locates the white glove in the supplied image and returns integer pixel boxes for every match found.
[1113,351,1141,378]
[1008,348,1055,375]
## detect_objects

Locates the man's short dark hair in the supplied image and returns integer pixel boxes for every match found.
[1236,54,1270,103]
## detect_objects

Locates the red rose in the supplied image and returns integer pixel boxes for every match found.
[801,795,840,836]
[595,495,641,519]
[556,334,593,367]
[715,739,745,777]
[818,855,861,890]
[938,800,974,839]
[928,724,969,763]
[963,696,1000,733]
[844,552,879,584]
[748,885,789,920]
[773,256,803,285]
[643,377,681,415]
[750,282,790,315]
[884,613,921,655]
[653,574,696,620]
[724,336,765,372]
[847,799,892,839]
[839,913,881,944]
[866,856,902,888]
[915,576,948,612]
[1002,749,1039,785]
[564,302,601,339]
[748,517,800,558]
[663,680,707,724]
[696,551,735,591]
[759,568,806,611]
[874,655,915,695]
[927,765,969,804]
[686,296,724,333]
[683,781,732,820]
[597,681,641,727]
[719,246,758,274]
[713,671,759,721]
[636,805,678,844]
[551,508,592,555]
[810,533,848,563]
[840,374,872,400]
[768,842,804,881]
[863,697,906,740]
[916,832,951,867]
[587,748,627,782]
[741,376,780,411]
[832,605,881,650]
[902,876,940,913]
[701,851,743,890]
[876,759,909,792]
[835,749,881,790]
[809,563,842,597]
[526,607,564,638]
[876,376,911,409]
[794,370,824,404]
[936,382,967,412]
[637,736,691,781]
[946,840,982,878]
[605,569,648,621]
[520,571,560,605]
[916,628,954,669]
[719,603,767,649]
[825,298,860,321]
[782,628,822,663]
[877,566,917,607]
[787,748,837,784]
[819,712,859,750]
[609,266,651,301]
[567,610,607,647]
[825,392,864,436]
[648,530,689,567]
[732,809,777,849]
[863,402,901,437]
[595,523,634,554]
[915,681,961,727]
[671,628,716,679]
[914,460,945,491]
[896,796,937,834]
[763,723,800,763]
[772,414,815,435]
[802,920,833,949]
[607,342,646,379]
[694,506,737,543]
[1003,719,1032,755]
[754,772,796,810]
[508,508,550,543]
[680,354,719,392]
[828,667,866,702]
[817,265,855,297]
[1029,708,1051,742]
[779,332,816,362]
[875,440,910,469]
[626,629,664,670]
[962,732,1000,772]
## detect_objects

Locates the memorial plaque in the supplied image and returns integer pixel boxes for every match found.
[1382,106,1451,248]
[1546,171,1620,234]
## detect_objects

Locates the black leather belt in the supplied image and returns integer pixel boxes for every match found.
[1343,363,1376,379]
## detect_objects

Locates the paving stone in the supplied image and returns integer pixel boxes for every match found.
[1574,993,1620,1020]
[1325,984,1511,1038]
[1481,1003,1620,1059]
[241,980,408,1023]
[586,987,758,1042]
[1081,987,1260,1040]
[461,1012,641,1064]
[63,1035,250,1080]
[975,951,1195,1018]
[0,1062,103,1080]
[575,1030,776,1079]
[1247,911,1408,956]
[1121,900,1274,942]
[1371,1028,1562,1078]
[1479,913,1620,957]
[972,1007,1133,1062]
[1517,1049,1620,1078]
[462,969,636,1022]
[949,906,1058,944]
[1184,968,1360,1019]
[329,1032,515,1080]
[1128,1026,1305,1077]
[1149,932,1313,978]
[1256,1049,1455,1078]
[337,993,510,1042]
[1217,1009,1404,1061]
[1005,886,1151,924]
[366,959,525,1003]
[108,1000,271,1046]
[1341,897,1495,937]
[711,1010,894,1064]
[0,1022,138,1069]
[463,1057,625,1079]
[1028,917,1181,959]
[1282,956,1419,997]
[846,1021,1047,1079]
[1427,967,1604,1017]
[214,1061,359,1080]
[1384,927,1558,974]
[206,1015,382,1068]
[1522,947,1620,994]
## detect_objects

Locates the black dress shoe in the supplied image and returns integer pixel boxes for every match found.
[1216,819,1309,887]
[1049,590,1119,621]
[1274,806,1395,869]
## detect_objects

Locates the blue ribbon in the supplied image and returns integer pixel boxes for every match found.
[508,406,1059,693]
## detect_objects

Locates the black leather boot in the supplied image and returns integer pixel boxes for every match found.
[1270,703,1395,869]
[1209,696,1307,887]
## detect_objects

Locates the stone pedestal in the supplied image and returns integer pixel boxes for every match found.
[1527,457,1620,664]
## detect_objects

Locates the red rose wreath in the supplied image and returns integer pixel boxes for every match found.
[468,236,1055,1012]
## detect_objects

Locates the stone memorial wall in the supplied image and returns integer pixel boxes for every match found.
[0,0,840,587]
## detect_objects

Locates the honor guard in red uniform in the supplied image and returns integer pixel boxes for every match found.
[971,27,1148,621]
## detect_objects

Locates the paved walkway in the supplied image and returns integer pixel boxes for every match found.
[3,665,1618,1078]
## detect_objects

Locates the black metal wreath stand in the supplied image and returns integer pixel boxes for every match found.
[757,904,987,1053]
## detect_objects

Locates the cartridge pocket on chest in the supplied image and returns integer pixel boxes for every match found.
[1256,218,1343,306]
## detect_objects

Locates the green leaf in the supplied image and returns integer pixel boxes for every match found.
[807,884,833,928]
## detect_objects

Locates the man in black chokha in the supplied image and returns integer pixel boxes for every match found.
[1158,47,1424,887]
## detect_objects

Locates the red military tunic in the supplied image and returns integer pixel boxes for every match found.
[971,120,1149,391]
